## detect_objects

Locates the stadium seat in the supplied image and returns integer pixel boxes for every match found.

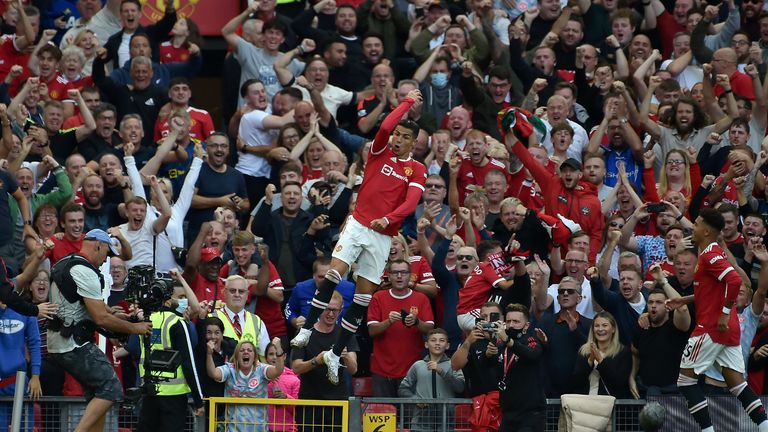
[353,376,373,397]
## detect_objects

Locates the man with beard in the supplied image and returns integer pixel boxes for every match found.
[586,94,644,189]
[642,94,733,166]
[630,265,691,398]
[82,174,122,231]
[290,1,363,69]
[188,133,249,241]
[582,154,613,202]
[452,129,509,205]
[250,182,318,288]
[491,198,550,261]
[116,177,171,269]
[92,53,169,148]
[96,153,130,206]
[504,128,603,262]
[185,223,227,304]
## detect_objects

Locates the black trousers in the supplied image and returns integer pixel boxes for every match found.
[500,409,545,432]
[137,393,188,432]
[243,174,271,213]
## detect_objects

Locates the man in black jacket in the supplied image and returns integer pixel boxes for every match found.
[250,181,323,288]
[459,62,516,141]
[102,0,176,69]
[495,303,546,431]
[92,53,168,148]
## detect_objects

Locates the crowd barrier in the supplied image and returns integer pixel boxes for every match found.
[4,394,768,431]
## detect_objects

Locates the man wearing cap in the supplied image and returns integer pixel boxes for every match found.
[185,221,227,305]
[116,175,172,270]
[48,229,153,432]
[503,121,604,262]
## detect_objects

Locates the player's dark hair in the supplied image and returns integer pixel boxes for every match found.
[397,119,419,137]
[648,288,668,299]
[699,208,725,232]
[477,240,502,262]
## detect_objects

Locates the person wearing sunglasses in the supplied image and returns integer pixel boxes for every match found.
[536,276,592,398]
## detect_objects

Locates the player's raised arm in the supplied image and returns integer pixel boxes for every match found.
[371,90,423,155]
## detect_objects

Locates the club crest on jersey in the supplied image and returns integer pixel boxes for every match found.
[335,244,343,252]
[581,207,590,215]
[404,166,413,177]
[248,377,260,388]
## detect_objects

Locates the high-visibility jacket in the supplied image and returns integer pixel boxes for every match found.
[214,308,266,360]
[139,311,189,396]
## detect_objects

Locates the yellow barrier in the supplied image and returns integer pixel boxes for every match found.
[208,397,349,431]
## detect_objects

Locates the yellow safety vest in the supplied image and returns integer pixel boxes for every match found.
[214,308,265,360]
[139,311,190,396]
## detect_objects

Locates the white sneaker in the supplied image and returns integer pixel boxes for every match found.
[323,350,341,385]
[290,328,311,348]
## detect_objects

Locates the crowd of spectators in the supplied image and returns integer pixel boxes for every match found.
[5,0,768,429]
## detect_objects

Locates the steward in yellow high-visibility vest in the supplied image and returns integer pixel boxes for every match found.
[213,275,271,362]
[137,302,205,432]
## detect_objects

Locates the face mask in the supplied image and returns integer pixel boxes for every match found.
[431,72,449,88]
[176,298,189,314]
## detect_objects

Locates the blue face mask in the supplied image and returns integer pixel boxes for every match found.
[176,298,189,315]
[431,72,449,88]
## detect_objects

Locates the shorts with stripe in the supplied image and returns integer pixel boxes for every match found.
[680,333,744,375]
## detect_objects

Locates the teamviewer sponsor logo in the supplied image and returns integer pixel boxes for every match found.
[381,164,408,182]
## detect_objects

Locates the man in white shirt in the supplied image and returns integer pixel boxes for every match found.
[116,177,171,269]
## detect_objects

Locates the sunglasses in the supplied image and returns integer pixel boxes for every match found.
[425,184,445,189]
[558,288,580,295]
[609,222,624,228]
[456,255,475,261]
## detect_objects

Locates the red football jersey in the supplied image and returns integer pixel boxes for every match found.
[457,157,509,205]
[352,98,427,236]
[159,41,191,64]
[154,106,215,142]
[457,261,506,315]
[367,289,434,378]
[692,242,742,346]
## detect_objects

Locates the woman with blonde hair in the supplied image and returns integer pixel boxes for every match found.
[572,311,632,398]
[643,148,701,203]
[207,336,285,432]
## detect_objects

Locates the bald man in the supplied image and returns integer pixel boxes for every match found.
[711,48,755,100]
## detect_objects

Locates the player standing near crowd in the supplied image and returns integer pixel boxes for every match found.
[291,90,426,384]
[670,208,768,432]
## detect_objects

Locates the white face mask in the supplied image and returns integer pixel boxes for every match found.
[175,298,189,314]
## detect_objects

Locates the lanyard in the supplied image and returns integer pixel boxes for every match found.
[499,345,516,391]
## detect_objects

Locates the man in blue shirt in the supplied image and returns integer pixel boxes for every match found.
[286,256,355,330]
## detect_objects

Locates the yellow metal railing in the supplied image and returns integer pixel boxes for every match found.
[208,397,349,431]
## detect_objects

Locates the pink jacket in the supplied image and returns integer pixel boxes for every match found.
[267,367,301,432]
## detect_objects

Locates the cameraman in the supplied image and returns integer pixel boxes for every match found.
[48,229,152,432]
[495,303,545,432]
[137,269,205,431]
[450,303,504,432]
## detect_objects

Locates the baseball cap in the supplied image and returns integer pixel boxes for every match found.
[560,158,582,171]
[201,247,223,263]
[84,229,120,255]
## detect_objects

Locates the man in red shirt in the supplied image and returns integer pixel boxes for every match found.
[455,129,509,205]
[0,3,38,91]
[711,48,755,100]
[671,209,768,432]
[456,240,518,331]
[47,202,86,264]
[153,77,215,142]
[184,241,225,306]
[367,259,434,396]
[504,126,604,262]
[292,90,426,385]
